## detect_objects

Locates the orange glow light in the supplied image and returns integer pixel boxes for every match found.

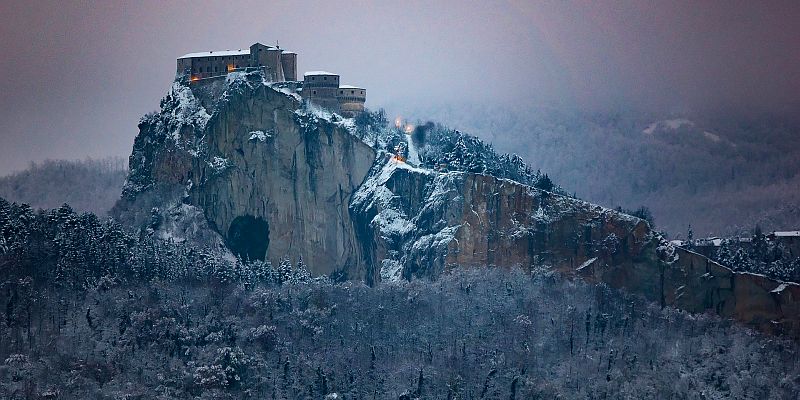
[190,76,200,83]
[227,64,235,72]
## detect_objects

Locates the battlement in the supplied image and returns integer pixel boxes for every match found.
[301,72,366,117]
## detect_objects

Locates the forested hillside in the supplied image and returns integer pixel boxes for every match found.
[395,104,800,237]
[1,198,798,399]
[0,158,127,216]
[0,164,797,400]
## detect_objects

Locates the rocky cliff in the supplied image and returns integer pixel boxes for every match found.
[115,71,375,277]
[116,71,800,339]
[350,158,800,338]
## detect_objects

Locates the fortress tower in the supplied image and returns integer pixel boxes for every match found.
[301,71,341,111]
[337,85,366,117]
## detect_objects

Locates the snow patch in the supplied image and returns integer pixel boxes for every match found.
[405,133,420,165]
[576,257,598,272]
[248,130,273,142]
[208,156,233,172]
[771,283,788,294]
[380,259,403,282]
[164,82,211,145]
[703,131,722,142]
[643,118,694,134]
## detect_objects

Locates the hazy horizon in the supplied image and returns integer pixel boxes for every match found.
[1,0,799,174]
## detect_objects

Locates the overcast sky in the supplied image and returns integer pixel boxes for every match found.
[1,0,798,174]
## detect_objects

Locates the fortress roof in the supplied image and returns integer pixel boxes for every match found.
[773,231,800,237]
[339,85,365,90]
[179,49,250,59]
[304,71,337,76]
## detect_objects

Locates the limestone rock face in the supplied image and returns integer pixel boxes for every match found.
[581,247,800,338]
[116,72,375,277]
[193,79,375,277]
[351,160,652,283]
[352,159,800,338]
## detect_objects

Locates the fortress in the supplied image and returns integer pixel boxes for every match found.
[176,42,366,116]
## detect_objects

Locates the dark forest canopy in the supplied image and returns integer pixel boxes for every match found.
[1,198,799,398]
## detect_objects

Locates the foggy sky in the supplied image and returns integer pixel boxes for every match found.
[1,0,798,174]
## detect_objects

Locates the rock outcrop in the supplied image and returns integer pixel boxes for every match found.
[350,159,651,282]
[117,71,800,339]
[351,158,800,338]
[115,72,375,277]
[578,246,800,338]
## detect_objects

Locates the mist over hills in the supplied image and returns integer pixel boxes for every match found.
[392,103,800,237]
[0,158,127,216]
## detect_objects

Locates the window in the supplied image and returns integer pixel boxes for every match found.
[340,91,343,94]
[312,90,316,95]
[323,76,327,80]
[351,90,355,94]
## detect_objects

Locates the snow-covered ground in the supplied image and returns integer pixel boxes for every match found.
[405,133,420,165]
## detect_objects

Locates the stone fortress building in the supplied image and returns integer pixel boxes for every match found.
[176,42,365,116]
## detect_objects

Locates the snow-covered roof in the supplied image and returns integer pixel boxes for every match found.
[304,71,337,76]
[282,51,296,55]
[695,237,723,246]
[179,49,250,59]
[339,85,365,90]
[773,231,800,237]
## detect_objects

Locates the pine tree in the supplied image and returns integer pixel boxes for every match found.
[276,257,293,284]
[535,174,554,192]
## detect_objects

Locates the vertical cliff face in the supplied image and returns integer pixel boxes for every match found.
[351,158,653,283]
[193,76,375,276]
[351,158,800,338]
[578,246,800,338]
[116,72,375,277]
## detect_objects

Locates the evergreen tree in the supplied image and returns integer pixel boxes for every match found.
[535,174,554,192]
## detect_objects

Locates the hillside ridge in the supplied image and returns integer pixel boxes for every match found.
[114,70,800,338]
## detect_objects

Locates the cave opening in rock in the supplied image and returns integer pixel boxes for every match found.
[227,215,270,261]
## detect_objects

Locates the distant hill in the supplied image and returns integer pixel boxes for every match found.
[0,157,127,216]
